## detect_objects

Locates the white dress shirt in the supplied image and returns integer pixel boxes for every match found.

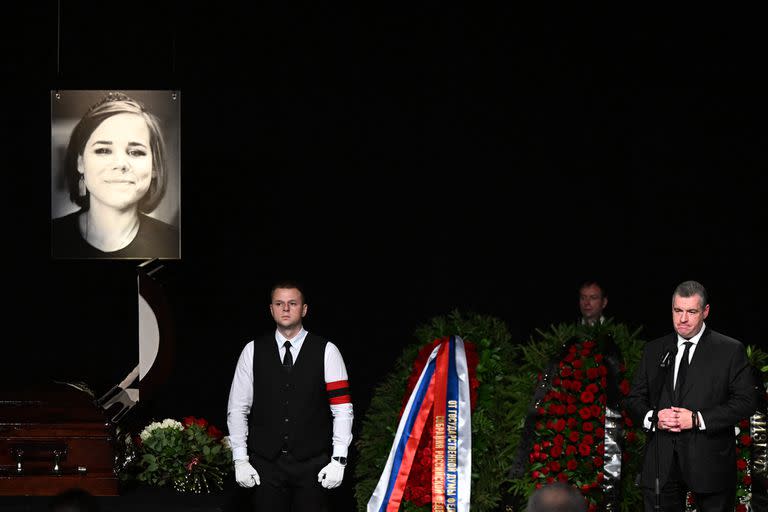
[227,328,354,461]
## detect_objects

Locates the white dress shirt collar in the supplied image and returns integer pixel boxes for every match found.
[275,327,308,350]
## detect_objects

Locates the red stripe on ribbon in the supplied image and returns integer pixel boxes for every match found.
[329,394,352,405]
[385,373,437,512]
[326,380,350,391]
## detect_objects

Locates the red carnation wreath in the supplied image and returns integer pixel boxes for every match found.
[526,339,637,512]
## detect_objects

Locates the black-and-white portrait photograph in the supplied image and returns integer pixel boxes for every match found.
[51,90,181,259]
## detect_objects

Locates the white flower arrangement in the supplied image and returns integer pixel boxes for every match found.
[139,418,183,441]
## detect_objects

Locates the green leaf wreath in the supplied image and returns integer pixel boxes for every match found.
[354,310,519,512]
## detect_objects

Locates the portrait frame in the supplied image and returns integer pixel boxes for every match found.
[51,89,181,260]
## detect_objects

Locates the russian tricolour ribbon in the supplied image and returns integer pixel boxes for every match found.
[367,335,472,512]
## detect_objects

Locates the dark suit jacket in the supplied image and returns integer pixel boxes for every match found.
[625,327,758,493]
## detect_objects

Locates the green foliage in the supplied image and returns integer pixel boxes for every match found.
[747,345,768,378]
[354,310,519,512]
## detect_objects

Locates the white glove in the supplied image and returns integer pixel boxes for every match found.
[234,458,260,488]
[317,459,345,489]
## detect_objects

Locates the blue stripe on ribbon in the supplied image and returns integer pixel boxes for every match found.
[445,335,459,510]
[378,355,438,511]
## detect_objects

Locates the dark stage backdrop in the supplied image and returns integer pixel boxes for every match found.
[5,3,767,509]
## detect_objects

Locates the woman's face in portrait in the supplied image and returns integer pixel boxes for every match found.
[77,113,154,211]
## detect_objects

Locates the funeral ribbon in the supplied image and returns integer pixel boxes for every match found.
[367,336,472,512]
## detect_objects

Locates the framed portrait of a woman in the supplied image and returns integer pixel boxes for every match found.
[51,90,181,259]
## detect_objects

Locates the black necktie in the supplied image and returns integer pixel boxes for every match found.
[675,342,692,403]
[282,341,293,370]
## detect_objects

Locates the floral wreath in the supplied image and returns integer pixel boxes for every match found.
[354,310,519,512]
[507,320,646,512]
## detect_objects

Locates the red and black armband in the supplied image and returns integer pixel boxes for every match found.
[326,380,352,405]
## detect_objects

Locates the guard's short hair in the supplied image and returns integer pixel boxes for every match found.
[270,280,307,304]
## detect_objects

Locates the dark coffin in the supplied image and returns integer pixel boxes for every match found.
[0,384,119,496]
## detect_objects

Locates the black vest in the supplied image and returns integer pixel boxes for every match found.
[248,333,332,460]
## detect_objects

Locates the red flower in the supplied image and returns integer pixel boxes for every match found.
[207,424,223,440]
[182,416,208,429]
[619,379,630,395]
[578,443,591,456]
[736,504,747,512]
[739,434,752,446]
[743,475,752,486]
[736,458,747,470]
[185,455,200,472]
[580,391,595,404]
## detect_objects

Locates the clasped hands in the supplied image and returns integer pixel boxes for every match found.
[656,407,694,432]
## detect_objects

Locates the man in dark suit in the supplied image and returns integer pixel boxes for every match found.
[625,280,759,512]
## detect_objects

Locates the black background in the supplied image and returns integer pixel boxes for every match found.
[5,3,768,509]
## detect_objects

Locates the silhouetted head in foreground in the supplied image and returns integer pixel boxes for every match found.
[527,482,587,512]
[49,488,101,512]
